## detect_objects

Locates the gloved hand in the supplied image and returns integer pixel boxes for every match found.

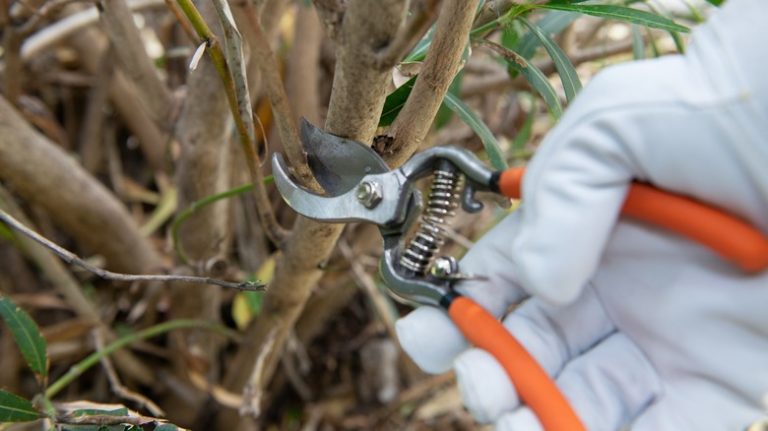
[396,0,768,429]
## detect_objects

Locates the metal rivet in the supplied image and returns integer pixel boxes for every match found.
[356,180,383,209]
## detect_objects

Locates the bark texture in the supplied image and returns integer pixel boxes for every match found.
[0,95,160,273]
[220,1,408,425]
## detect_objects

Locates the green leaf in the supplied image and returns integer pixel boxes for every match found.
[516,11,578,59]
[705,0,723,5]
[72,407,130,417]
[378,76,418,127]
[500,22,520,50]
[512,95,536,153]
[631,25,645,59]
[520,18,581,102]
[0,296,48,379]
[442,93,507,170]
[403,28,434,63]
[537,3,689,33]
[0,389,40,422]
[434,71,464,129]
[502,54,563,119]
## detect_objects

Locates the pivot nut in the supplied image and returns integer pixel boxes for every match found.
[357,180,383,209]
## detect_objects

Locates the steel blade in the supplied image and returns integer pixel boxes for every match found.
[272,153,406,226]
[300,118,389,196]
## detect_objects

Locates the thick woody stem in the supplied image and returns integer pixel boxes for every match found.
[175,0,287,245]
[220,0,407,423]
[286,4,323,125]
[382,0,480,167]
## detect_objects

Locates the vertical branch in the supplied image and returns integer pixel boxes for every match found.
[69,30,168,171]
[98,0,174,125]
[220,0,408,426]
[171,0,233,398]
[242,2,318,189]
[286,4,323,125]
[382,0,480,167]
[175,0,287,245]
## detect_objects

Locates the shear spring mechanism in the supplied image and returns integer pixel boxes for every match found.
[399,162,462,275]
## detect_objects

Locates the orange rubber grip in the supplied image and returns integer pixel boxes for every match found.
[448,296,586,431]
[498,168,768,272]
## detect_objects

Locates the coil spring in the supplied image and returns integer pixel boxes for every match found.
[399,164,462,275]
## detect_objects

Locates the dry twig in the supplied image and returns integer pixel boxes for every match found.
[93,329,166,416]
[0,210,265,292]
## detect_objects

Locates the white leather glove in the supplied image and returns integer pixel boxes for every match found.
[396,0,768,429]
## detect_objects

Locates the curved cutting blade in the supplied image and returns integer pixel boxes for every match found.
[300,118,389,196]
[272,153,408,226]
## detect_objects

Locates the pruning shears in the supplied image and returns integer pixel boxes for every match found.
[273,119,768,431]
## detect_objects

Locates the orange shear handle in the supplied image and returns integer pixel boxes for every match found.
[449,296,586,431]
[498,167,768,272]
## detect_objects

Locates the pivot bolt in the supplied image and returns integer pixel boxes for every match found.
[356,180,383,209]
[431,256,459,278]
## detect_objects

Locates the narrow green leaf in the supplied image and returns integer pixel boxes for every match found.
[72,407,130,417]
[403,28,434,63]
[0,297,48,379]
[670,30,685,53]
[537,3,689,33]
[501,22,520,50]
[442,93,507,170]
[631,25,645,60]
[0,389,40,422]
[512,95,536,153]
[435,71,464,129]
[705,0,723,5]
[378,76,418,127]
[520,18,581,102]
[516,11,578,59]
[502,54,563,119]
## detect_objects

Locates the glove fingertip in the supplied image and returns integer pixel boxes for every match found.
[496,407,543,431]
[455,349,520,423]
[395,307,468,374]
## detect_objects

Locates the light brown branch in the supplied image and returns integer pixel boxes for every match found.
[243,1,319,190]
[174,1,235,265]
[0,95,159,273]
[382,0,481,167]
[69,29,168,171]
[373,0,442,69]
[286,4,322,127]
[311,0,344,40]
[220,0,408,424]
[0,210,266,292]
[97,0,174,125]
[175,0,288,246]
